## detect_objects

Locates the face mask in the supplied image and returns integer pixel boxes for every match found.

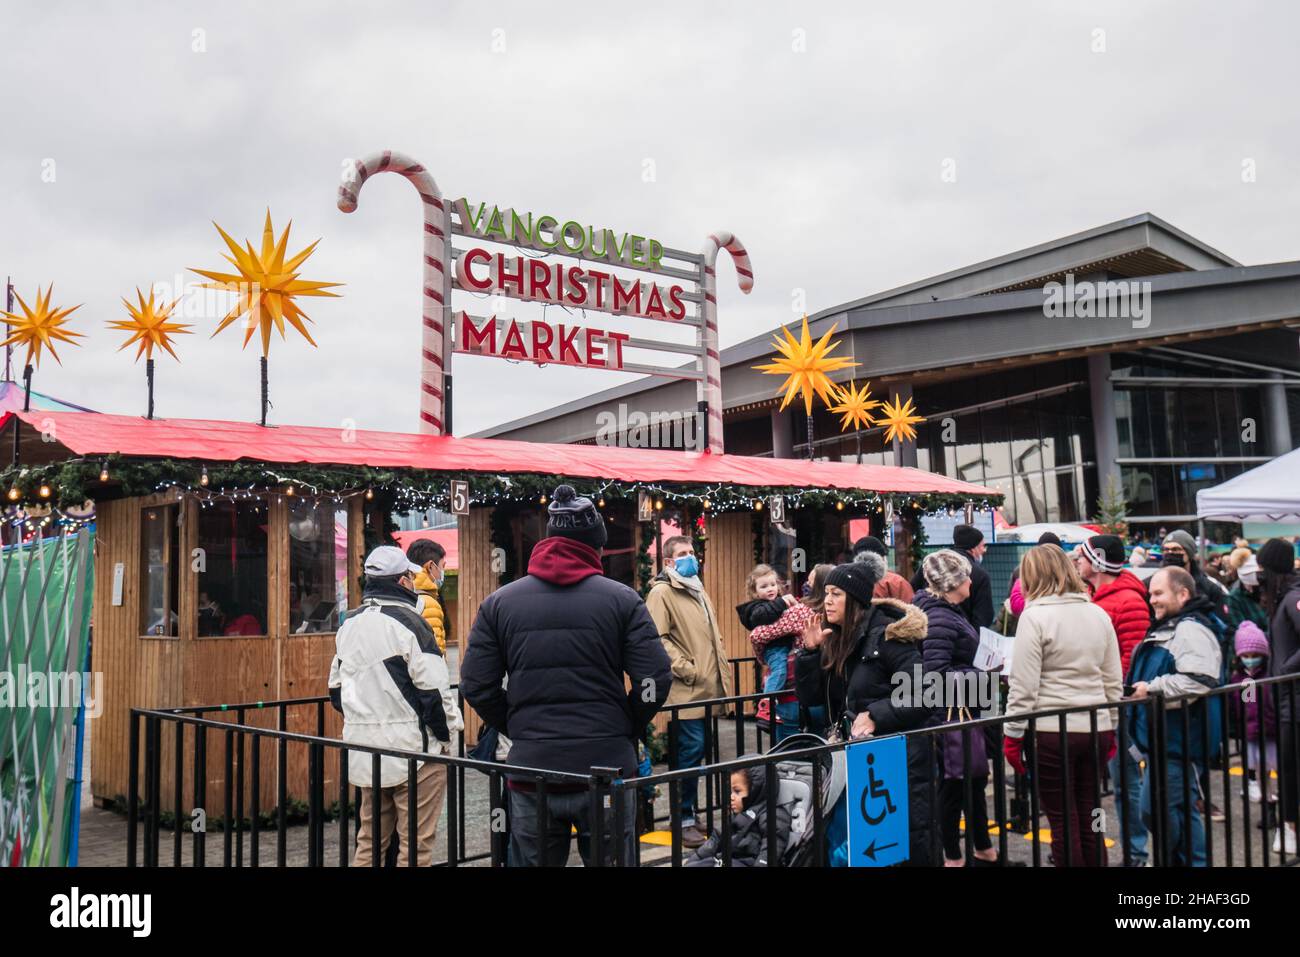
[674,555,700,578]
[1164,552,1186,568]
[1240,655,1265,670]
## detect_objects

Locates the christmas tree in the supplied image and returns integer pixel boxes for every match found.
[1093,473,1129,539]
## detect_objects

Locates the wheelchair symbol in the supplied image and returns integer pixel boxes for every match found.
[859,752,897,826]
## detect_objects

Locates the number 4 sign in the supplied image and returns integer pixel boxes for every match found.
[450,480,470,515]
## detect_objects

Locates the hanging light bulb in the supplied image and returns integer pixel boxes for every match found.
[836,500,844,511]
[754,499,763,511]
[38,484,51,499]
[200,466,209,487]
[99,463,110,483]
[365,488,374,500]
[286,485,295,497]
[540,494,548,505]
[6,487,19,502]
[597,498,605,508]
[654,499,663,511]
[702,499,711,510]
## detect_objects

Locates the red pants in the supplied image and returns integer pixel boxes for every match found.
[1032,731,1113,867]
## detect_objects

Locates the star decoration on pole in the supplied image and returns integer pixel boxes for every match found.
[109,288,190,361]
[190,211,341,425]
[877,394,925,444]
[829,380,880,432]
[108,287,192,419]
[1,284,83,369]
[752,315,858,414]
[190,210,341,356]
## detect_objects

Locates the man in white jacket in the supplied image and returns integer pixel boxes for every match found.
[329,546,464,866]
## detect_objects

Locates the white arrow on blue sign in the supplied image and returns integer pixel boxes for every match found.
[846,736,909,867]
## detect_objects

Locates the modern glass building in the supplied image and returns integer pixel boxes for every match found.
[476,214,1300,541]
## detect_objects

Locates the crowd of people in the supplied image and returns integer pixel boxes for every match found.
[323,482,1300,867]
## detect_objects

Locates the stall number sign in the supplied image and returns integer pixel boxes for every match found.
[768,495,785,525]
[637,490,653,523]
[847,737,909,867]
[450,480,470,516]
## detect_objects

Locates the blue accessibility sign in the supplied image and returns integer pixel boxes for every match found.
[846,736,909,867]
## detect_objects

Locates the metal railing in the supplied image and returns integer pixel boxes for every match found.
[125,671,1300,868]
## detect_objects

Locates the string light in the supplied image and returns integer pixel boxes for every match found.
[200,465,209,487]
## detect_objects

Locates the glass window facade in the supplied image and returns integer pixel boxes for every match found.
[140,505,180,637]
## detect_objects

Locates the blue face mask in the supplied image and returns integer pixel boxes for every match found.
[674,555,699,578]
[1240,655,1265,671]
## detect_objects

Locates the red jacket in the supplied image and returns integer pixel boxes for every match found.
[1090,570,1151,675]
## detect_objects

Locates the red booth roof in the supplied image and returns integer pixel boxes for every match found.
[5,409,992,496]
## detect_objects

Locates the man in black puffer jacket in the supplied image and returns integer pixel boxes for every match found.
[461,485,672,867]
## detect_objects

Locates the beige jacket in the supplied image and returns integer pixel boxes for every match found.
[1005,592,1123,738]
[644,571,733,720]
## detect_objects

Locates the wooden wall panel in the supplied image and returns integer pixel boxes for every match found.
[454,506,497,745]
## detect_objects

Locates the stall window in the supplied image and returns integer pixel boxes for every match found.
[288,499,350,633]
[140,505,180,637]
[196,499,269,637]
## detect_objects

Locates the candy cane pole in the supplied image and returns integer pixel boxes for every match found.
[698,232,753,453]
[338,151,450,434]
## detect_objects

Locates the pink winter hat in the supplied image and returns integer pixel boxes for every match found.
[1234,621,1269,657]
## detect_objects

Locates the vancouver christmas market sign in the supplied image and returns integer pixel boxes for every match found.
[338,150,752,451]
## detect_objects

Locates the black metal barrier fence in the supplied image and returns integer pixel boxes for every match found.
[127,671,1300,868]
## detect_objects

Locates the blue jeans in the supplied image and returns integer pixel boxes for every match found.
[763,643,791,693]
[672,718,706,825]
[1140,756,1206,867]
[1110,748,1148,864]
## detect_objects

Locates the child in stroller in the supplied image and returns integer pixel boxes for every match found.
[686,736,846,866]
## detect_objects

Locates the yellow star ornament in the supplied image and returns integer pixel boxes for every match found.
[753,316,859,415]
[877,394,925,444]
[1,284,83,368]
[829,380,880,432]
[190,211,341,356]
[108,288,191,361]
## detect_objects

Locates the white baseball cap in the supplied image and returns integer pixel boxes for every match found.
[364,545,421,577]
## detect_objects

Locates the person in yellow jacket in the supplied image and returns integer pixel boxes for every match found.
[407,539,450,654]
[644,535,732,848]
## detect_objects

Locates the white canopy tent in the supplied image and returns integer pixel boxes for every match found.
[1196,448,1300,522]
[1195,448,1300,562]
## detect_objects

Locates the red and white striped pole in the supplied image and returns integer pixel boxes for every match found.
[699,232,753,453]
[338,151,450,435]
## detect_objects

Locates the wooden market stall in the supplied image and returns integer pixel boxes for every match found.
[0,408,994,816]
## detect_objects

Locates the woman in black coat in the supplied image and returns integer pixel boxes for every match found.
[795,557,934,865]
[914,548,999,866]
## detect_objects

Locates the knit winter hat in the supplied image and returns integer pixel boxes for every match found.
[1162,529,1197,556]
[1037,531,1062,547]
[922,548,973,594]
[1234,620,1270,658]
[824,560,881,607]
[852,535,888,559]
[952,524,984,551]
[546,484,607,551]
[1080,534,1126,574]
[1258,537,1297,576]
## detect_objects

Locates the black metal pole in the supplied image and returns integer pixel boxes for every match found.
[21,363,32,412]
[146,358,155,420]
[4,278,12,382]
[805,408,815,460]
[259,355,268,427]
[444,373,454,437]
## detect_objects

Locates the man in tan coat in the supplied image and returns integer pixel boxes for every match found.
[644,535,732,847]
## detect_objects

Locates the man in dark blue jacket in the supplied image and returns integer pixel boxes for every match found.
[461,484,672,867]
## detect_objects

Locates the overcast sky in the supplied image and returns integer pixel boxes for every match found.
[3,1,1299,437]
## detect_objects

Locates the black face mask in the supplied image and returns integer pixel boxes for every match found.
[1164,552,1186,568]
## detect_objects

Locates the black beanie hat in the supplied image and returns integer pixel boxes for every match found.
[1258,538,1296,576]
[824,561,880,607]
[952,524,984,551]
[1037,531,1062,547]
[852,535,888,558]
[546,484,607,551]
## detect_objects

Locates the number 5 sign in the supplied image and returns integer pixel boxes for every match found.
[450,480,470,515]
